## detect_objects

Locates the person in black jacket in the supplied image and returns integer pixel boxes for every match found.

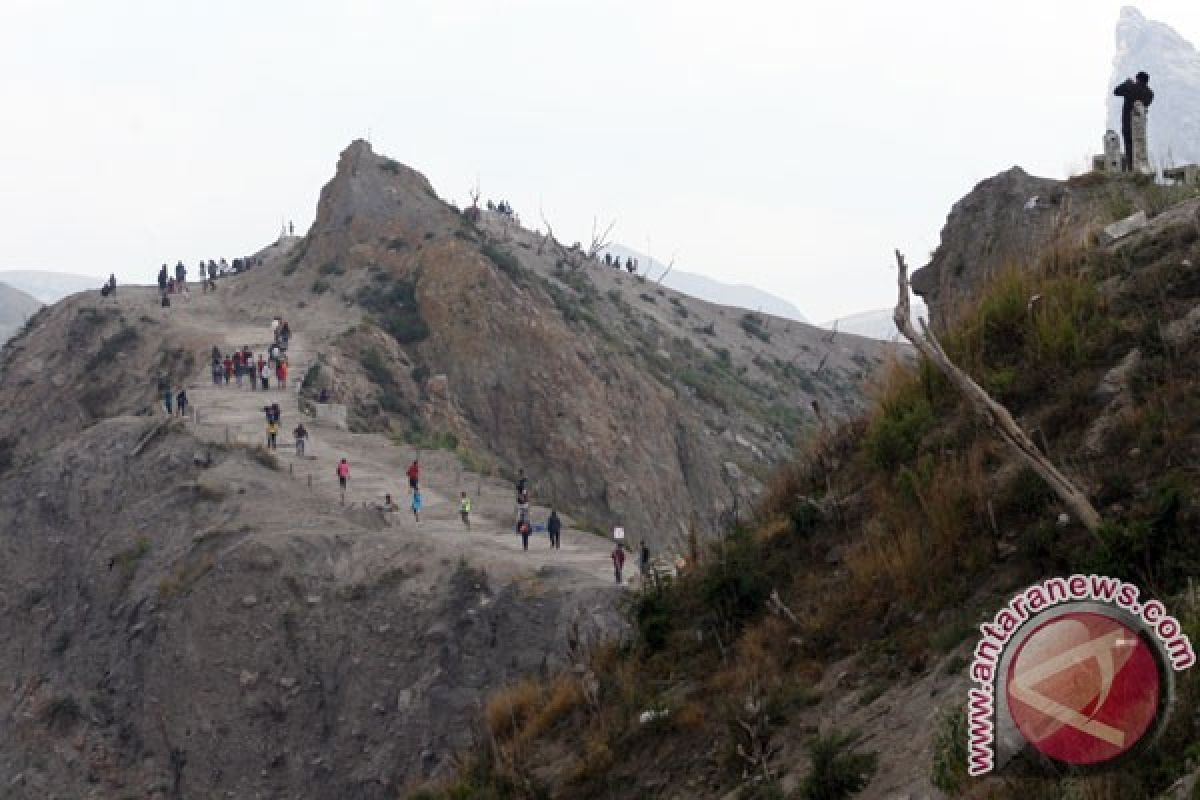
[1114,72,1154,172]
[547,510,562,549]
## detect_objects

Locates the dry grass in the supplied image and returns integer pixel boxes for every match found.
[485,673,585,748]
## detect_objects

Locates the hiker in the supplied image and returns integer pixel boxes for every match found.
[232,351,243,387]
[259,359,270,390]
[167,277,176,294]
[207,260,217,290]
[336,458,350,503]
[293,423,308,456]
[223,354,234,384]
[318,388,330,403]
[612,544,626,584]
[271,317,280,342]
[270,403,281,424]
[288,221,294,236]
[211,358,223,385]
[518,518,532,551]
[157,264,168,293]
[1114,72,1154,172]
[266,418,279,450]
[547,510,562,549]
[515,469,528,501]
[406,460,420,492]
[640,541,651,577]
[383,493,398,512]
[101,274,117,297]
[243,347,254,389]
[176,387,188,418]
[159,375,173,415]
[516,496,531,527]
[276,357,288,390]
[411,489,423,522]
[175,261,187,293]
[460,492,471,529]
[604,253,612,267]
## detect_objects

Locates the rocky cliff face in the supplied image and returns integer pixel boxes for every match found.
[910,165,1193,328]
[282,141,892,548]
[1107,7,1200,170]
[0,416,621,798]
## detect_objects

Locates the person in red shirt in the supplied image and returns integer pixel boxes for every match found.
[277,358,288,389]
[222,355,233,384]
[611,545,626,584]
[406,460,420,493]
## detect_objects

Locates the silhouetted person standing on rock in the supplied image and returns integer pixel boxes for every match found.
[158,264,168,294]
[1114,72,1154,172]
[175,387,188,418]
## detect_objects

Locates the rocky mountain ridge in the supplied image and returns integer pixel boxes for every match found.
[274,140,893,549]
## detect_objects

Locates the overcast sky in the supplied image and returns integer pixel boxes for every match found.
[2,1,1198,321]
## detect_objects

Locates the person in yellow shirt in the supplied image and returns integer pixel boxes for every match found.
[459,492,471,530]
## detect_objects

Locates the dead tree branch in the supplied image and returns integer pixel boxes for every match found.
[538,205,557,256]
[587,217,616,260]
[654,252,677,285]
[892,250,1102,535]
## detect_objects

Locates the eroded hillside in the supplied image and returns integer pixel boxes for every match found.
[416,179,1200,799]
[256,140,893,550]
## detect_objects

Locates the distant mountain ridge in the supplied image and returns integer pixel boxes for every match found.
[0,270,97,304]
[600,244,809,322]
[1107,7,1200,169]
[0,282,42,345]
[821,298,929,341]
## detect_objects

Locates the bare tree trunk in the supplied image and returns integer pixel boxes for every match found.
[892,250,1103,535]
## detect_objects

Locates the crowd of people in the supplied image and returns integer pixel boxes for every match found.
[155,256,264,303]
[602,253,640,274]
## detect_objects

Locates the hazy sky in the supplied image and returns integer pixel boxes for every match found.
[2,1,1198,321]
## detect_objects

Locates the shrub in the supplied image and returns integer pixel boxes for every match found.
[799,730,877,800]
[0,436,14,473]
[301,363,321,389]
[43,695,82,732]
[411,365,430,384]
[318,260,345,276]
[357,279,430,344]
[311,278,330,294]
[482,243,523,280]
[360,347,395,389]
[86,325,140,371]
[864,379,934,471]
[740,313,770,343]
[930,706,968,794]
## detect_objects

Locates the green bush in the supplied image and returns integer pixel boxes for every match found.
[799,730,877,800]
[930,707,967,794]
[360,347,395,389]
[864,392,934,471]
[701,529,772,626]
[86,325,140,371]
[482,243,523,280]
[318,260,345,276]
[740,313,771,343]
[357,278,430,344]
[311,278,330,294]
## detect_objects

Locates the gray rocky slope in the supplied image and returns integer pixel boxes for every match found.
[0,140,895,798]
